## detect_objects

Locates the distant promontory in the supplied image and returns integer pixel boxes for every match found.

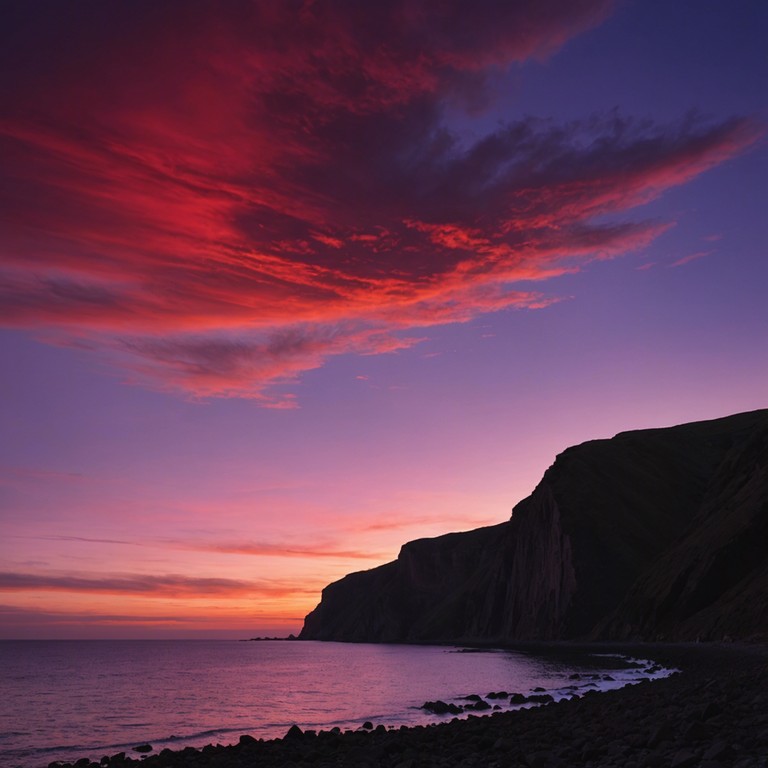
[300,409,768,643]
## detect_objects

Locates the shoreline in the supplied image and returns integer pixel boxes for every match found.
[47,642,768,768]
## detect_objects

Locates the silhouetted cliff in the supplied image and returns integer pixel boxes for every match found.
[300,409,768,643]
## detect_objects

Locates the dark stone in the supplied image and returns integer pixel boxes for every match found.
[284,724,304,740]
[671,749,699,768]
[422,700,462,715]
[703,740,730,760]
[362,721,373,730]
[648,723,674,747]
[684,720,711,741]
[524,750,550,767]
[238,734,257,745]
[700,701,722,721]
[133,745,152,753]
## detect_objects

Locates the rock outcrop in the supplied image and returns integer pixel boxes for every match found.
[300,409,768,643]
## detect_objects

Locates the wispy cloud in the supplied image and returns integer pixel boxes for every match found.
[0,1,760,404]
[190,541,385,560]
[27,534,141,547]
[0,604,204,625]
[0,604,299,636]
[0,466,85,487]
[0,571,315,599]
[669,250,713,268]
[338,512,500,535]
[21,534,385,561]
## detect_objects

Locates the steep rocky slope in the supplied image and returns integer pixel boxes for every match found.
[597,415,768,641]
[299,409,768,643]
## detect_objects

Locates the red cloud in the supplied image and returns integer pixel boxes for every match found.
[0,1,761,403]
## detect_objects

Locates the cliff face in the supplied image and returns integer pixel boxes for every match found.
[597,417,768,641]
[299,409,768,643]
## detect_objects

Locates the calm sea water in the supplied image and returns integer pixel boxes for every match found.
[0,640,670,768]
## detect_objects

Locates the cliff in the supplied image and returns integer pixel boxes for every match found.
[299,409,768,643]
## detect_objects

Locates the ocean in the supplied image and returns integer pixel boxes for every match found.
[0,640,672,768]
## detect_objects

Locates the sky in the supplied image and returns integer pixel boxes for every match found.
[0,0,766,639]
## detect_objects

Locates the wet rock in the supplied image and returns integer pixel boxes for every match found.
[422,700,458,715]
[133,744,153,753]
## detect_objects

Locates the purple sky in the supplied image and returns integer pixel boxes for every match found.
[1,0,766,638]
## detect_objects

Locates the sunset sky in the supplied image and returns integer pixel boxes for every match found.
[1,0,766,639]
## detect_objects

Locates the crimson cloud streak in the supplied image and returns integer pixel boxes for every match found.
[0,0,759,405]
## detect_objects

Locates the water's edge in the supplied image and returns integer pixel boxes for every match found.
[0,641,677,768]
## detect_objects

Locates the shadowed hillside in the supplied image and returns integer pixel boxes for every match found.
[300,410,768,643]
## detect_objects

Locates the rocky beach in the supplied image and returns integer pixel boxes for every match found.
[49,641,768,768]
